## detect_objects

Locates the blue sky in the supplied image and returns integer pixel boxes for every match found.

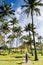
[0,0,24,9]
[0,0,43,47]
[0,0,43,37]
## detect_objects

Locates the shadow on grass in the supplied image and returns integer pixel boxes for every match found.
[17,61,25,65]
[17,62,22,65]
[10,56,25,58]
[15,56,24,58]
[0,54,7,56]
[29,57,39,61]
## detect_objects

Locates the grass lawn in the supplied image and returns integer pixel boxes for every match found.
[29,54,43,65]
[0,50,43,65]
[0,51,25,65]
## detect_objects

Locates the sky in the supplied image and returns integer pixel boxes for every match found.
[0,0,24,9]
[0,0,43,43]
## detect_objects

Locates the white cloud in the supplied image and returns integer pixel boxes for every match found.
[11,2,14,7]
[14,2,43,37]
[16,7,21,13]
[15,7,22,20]
[18,6,43,37]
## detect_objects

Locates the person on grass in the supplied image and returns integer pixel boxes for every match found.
[25,52,28,63]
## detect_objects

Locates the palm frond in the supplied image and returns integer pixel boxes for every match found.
[37,3,43,6]
[34,7,41,15]
[23,0,28,4]
[25,7,30,16]
[21,5,29,9]
[34,0,43,6]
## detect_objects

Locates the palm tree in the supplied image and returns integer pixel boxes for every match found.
[24,23,33,55]
[8,34,16,51]
[38,36,43,55]
[0,0,15,18]
[21,0,43,60]
[10,18,17,25]
[21,34,33,55]
[2,22,10,45]
[2,22,10,33]
[12,26,22,47]
[6,34,16,54]
[17,26,22,47]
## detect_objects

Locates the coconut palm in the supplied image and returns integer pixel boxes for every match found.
[16,26,22,47]
[38,36,43,55]
[1,22,10,45]
[8,34,16,48]
[10,18,17,25]
[21,34,33,55]
[2,22,10,33]
[24,23,33,55]
[12,26,22,46]
[0,0,15,18]
[7,33,17,54]
[21,0,43,60]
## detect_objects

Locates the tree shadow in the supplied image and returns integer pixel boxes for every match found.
[0,54,7,56]
[10,56,25,58]
[17,61,25,65]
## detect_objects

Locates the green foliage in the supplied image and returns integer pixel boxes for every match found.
[0,45,9,50]
[0,0,15,18]
[22,0,43,16]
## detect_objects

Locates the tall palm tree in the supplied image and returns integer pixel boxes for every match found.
[24,23,33,55]
[0,0,15,18]
[21,0,43,60]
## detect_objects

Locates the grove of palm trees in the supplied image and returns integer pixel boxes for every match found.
[0,0,43,65]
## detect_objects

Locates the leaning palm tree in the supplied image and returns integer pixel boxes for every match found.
[21,0,43,60]
[0,0,15,18]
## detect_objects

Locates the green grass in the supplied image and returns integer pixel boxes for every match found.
[29,54,43,65]
[0,51,25,65]
[0,50,43,65]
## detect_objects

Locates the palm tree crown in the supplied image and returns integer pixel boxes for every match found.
[22,0,43,16]
[21,0,43,60]
[24,23,32,32]
[0,0,15,18]
[2,22,10,33]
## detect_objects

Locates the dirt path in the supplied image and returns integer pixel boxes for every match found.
[22,59,33,65]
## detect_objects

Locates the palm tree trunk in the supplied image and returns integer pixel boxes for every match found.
[29,31,33,56]
[31,10,38,60]
[40,40,42,55]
